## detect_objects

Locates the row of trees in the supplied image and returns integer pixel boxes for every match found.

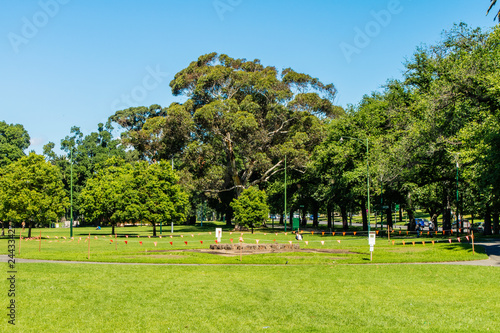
[1,23,499,235]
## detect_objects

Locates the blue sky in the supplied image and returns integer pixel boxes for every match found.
[0,0,497,154]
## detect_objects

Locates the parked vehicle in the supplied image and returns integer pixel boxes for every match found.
[471,222,484,232]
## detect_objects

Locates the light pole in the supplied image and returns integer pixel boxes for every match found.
[284,156,287,232]
[456,160,460,234]
[70,146,73,238]
[340,136,371,234]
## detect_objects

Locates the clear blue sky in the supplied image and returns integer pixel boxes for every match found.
[0,0,497,154]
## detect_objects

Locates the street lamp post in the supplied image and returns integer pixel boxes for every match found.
[284,156,287,233]
[70,146,73,238]
[340,136,371,234]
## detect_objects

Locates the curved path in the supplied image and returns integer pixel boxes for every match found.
[3,239,500,266]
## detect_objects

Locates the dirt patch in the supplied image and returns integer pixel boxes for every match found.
[145,246,356,257]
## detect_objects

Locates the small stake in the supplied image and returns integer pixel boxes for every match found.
[39,231,42,252]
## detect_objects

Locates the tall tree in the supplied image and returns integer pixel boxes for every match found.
[0,121,30,167]
[0,153,68,237]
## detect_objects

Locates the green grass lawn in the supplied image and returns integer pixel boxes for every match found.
[4,226,487,264]
[3,263,500,332]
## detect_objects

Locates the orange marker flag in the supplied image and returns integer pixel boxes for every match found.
[311,231,314,235]
[343,232,345,236]
[139,241,143,245]
[200,240,203,244]
[412,241,415,246]
[285,232,288,236]
[184,241,188,245]
[337,240,341,244]
[448,239,452,243]
[443,230,445,235]
[137,235,140,238]
[406,231,408,235]
[432,241,435,245]
[402,241,406,246]
[230,232,233,235]
[289,241,293,245]
[264,233,267,235]
[215,239,218,244]
[398,230,401,235]
[353,231,356,236]
[191,234,194,237]
[148,236,151,239]
[332,232,335,236]
[159,236,162,239]
[320,241,325,245]
[181,235,184,238]
[110,239,113,242]
[169,241,173,245]
[230,238,233,243]
[170,235,173,238]
[154,242,157,247]
[392,240,395,245]
[376,230,379,235]
[322,232,325,236]
[457,238,461,243]
[124,241,128,244]
[94,236,98,240]
[126,235,128,238]
[256,239,259,244]
[466,236,469,241]
[422,241,425,246]
[305,241,309,245]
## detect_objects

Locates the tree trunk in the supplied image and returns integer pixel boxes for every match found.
[312,203,319,228]
[484,204,492,235]
[443,207,452,235]
[493,200,499,235]
[361,199,368,231]
[112,224,115,236]
[279,214,284,225]
[1,221,4,236]
[327,206,332,229]
[398,206,403,223]
[407,209,415,231]
[493,211,499,235]
[152,222,157,237]
[28,220,33,238]
[301,209,307,228]
[385,208,393,231]
[225,209,233,227]
[289,210,294,228]
[341,205,349,230]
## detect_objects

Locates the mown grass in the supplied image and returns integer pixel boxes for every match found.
[3,263,500,332]
[4,226,488,264]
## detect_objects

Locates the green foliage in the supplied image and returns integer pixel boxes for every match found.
[110,53,341,225]
[0,153,68,236]
[231,187,269,228]
[80,159,189,236]
[0,120,30,167]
